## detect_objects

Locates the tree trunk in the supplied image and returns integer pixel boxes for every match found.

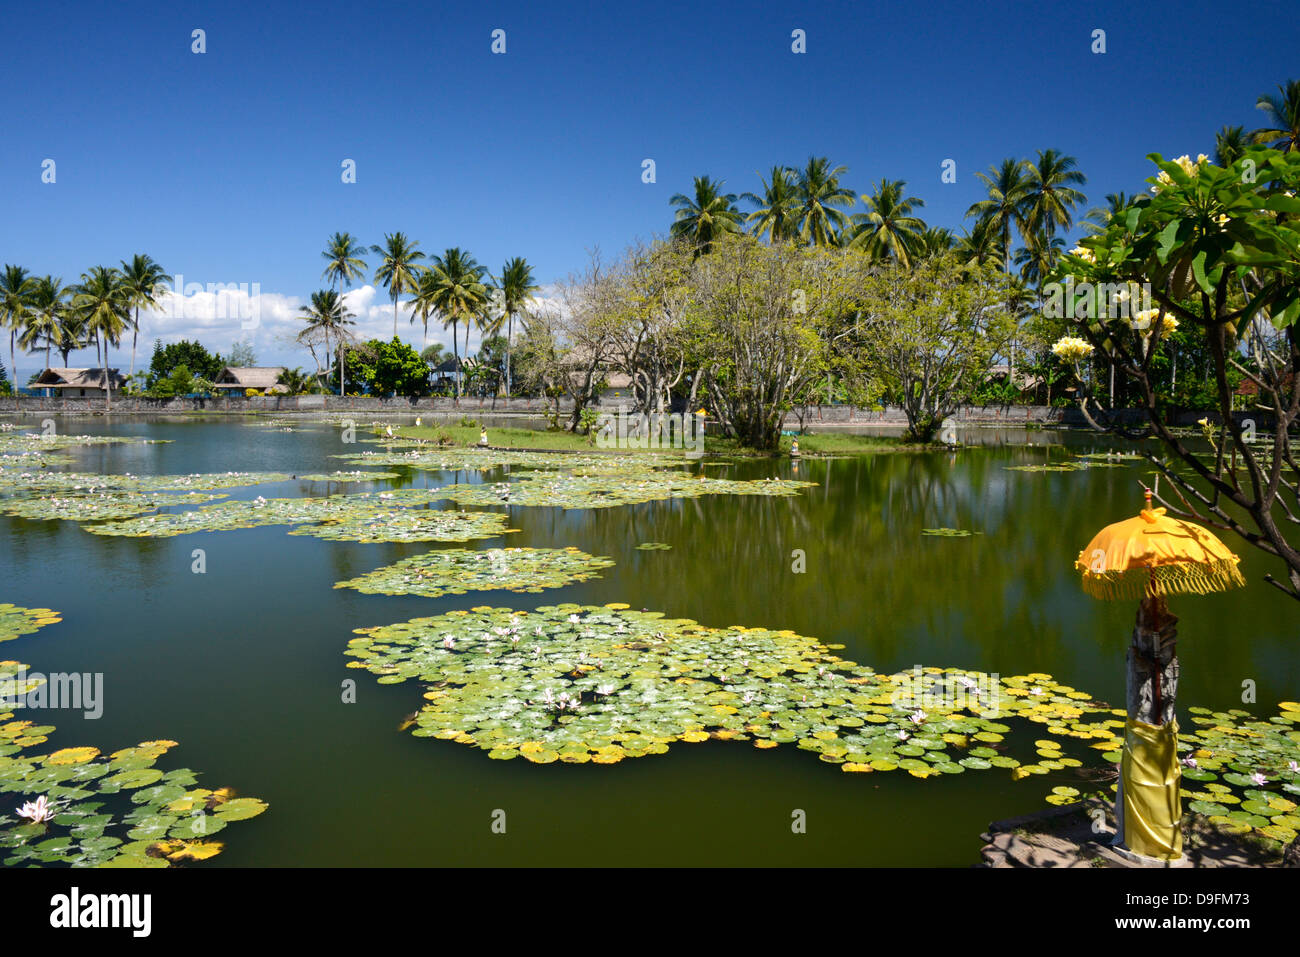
[130,307,139,384]
[452,318,460,404]
[506,313,513,398]
[1126,596,1179,726]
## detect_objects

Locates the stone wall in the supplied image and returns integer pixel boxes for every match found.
[0,395,1253,429]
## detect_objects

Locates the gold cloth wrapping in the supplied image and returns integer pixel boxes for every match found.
[1120,718,1183,860]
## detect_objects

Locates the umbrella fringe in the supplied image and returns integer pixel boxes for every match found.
[1080,558,1246,601]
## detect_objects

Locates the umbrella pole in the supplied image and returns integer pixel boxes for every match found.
[1114,593,1182,858]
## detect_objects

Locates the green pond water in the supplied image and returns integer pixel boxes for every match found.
[2,416,1297,866]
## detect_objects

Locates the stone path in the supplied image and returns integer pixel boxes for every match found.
[979,798,1292,868]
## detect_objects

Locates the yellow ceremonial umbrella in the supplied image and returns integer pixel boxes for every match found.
[1074,488,1245,861]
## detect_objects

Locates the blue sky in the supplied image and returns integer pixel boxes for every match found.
[2,0,1296,372]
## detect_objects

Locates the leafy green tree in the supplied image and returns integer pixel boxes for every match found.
[338,337,429,397]
[147,339,223,387]
[857,255,1016,442]
[370,232,425,338]
[669,176,742,255]
[227,339,257,366]
[1051,148,1300,597]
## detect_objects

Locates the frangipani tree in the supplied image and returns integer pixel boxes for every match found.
[1049,148,1300,599]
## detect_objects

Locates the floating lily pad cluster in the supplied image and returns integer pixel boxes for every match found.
[635,542,673,550]
[431,470,815,510]
[336,547,616,598]
[1177,704,1300,844]
[0,663,267,867]
[333,448,686,474]
[295,471,402,483]
[345,605,1110,771]
[342,604,1300,847]
[1005,460,1127,473]
[2,491,225,523]
[921,528,978,538]
[0,605,62,643]
[89,493,518,544]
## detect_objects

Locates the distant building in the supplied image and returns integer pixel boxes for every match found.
[31,368,126,398]
[986,363,1043,393]
[210,367,288,394]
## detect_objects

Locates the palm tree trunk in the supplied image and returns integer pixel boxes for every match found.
[9,332,16,396]
[392,292,398,338]
[130,307,139,383]
[506,312,513,398]
[452,318,460,404]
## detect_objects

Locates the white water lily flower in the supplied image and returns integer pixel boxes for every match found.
[16,795,55,824]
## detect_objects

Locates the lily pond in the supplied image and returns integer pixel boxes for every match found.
[1,416,1298,866]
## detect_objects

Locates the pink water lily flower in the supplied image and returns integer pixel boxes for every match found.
[1251,772,1268,786]
[16,795,55,824]
[1181,756,1198,769]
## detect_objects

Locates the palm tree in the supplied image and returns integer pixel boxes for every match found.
[118,254,168,383]
[56,308,88,366]
[1214,125,1251,166]
[421,248,489,401]
[1081,192,1134,235]
[298,289,355,395]
[1251,79,1300,153]
[408,269,440,353]
[22,276,70,374]
[793,156,856,246]
[1022,149,1088,250]
[321,232,368,335]
[276,367,314,395]
[848,179,927,267]
[742,166,801,242]
[669,176,742,254]
[966,159,1032,274]
[495,257,538,396]
[73,266,128,410]
[954,217,1004,269]
[914,227,956,260]
[370,232,425,337]
[0,265,36,390]
[1014,233,1067,288]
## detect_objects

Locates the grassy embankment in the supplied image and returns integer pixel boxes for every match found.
[387,423,905,456]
